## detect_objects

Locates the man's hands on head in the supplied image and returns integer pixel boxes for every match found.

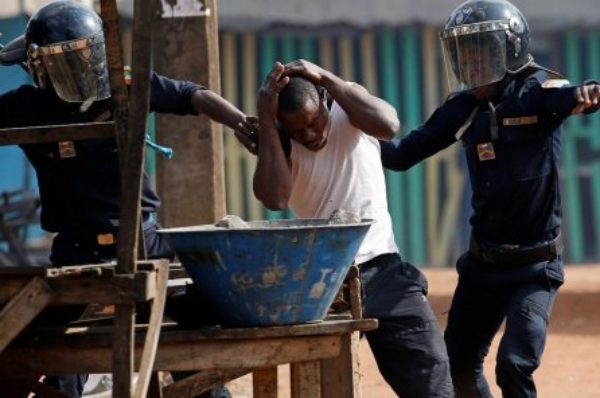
[258,62,290,123]
[282,59,328,86]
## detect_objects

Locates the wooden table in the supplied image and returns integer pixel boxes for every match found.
[0,317,377,397]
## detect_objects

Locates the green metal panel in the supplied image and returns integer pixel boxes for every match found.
[379,27,406,254]
[401,26,426,264]
[280,34,295,64]
[562,30,584,262]
[298,36,317,62]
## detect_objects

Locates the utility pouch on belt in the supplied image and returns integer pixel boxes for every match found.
[469,231,563,267]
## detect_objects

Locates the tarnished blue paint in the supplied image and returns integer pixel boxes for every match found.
[159,219,372,326]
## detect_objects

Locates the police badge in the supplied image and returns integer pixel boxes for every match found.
[476,142,496,161]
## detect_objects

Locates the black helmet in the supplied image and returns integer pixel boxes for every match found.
[439,0,533,93]
[25,0,110,103]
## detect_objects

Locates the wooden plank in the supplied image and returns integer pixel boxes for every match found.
[291,361,321,398]
[0,272,155,306]
[253,367,278,398]
[113,303,136,398]
[0,122,115,146]
[100,0,137,394]
[134,260,169,398]
[320,332,361,398]
[8,319,378,344]
[0,277,54,352]
[163,369,249,398]
[154,0,226,227]
[115,0,157,275]
[0,335,341,375]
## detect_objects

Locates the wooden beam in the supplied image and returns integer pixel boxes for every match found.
[0,122,115,146]
[253,367,278,398]
[163,369,249,398]
[134,260,169,398]
[291,361,321,398]
[0,335,341,375]
[0,272,156,306]
[0,277,54,352]
[154,0,226,227]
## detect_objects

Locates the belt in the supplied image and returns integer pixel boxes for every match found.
[469,232,563,267]
[61,214,156,246]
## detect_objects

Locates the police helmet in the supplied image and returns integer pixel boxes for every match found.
[439,0,533,93]
[25,0,110,103]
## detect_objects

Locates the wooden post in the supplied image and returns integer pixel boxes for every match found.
[154,0,226,227]
[253,367,278,398]
[320,332,362,398]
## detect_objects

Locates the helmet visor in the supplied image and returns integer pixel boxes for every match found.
[39,34,110,103]
[440,23,507,93]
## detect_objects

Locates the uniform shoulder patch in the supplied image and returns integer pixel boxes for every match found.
[541,79,570,89]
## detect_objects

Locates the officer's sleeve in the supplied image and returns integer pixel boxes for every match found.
[149,72,206,115]
[519,75,580,119]
[380,95,470,171]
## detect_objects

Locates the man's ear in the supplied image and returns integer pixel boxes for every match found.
[317,85,332,109]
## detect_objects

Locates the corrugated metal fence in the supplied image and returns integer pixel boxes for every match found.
[2,18,600,266]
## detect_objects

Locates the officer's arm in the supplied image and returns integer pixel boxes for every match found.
[284,59,399,139]
[149,72,257,153]
[524,78,600,118]
[380,97,467,171]
[253,63,293,211]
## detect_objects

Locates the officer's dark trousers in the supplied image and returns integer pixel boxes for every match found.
[444,253,563,398]
[360,253,454,398]
[42,221,173,398]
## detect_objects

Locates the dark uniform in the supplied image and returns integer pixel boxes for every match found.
[1,2,241,397]
[0,72,202,265]
[379,0,600,395]
[0,72,210,397]
[381,67,599,397]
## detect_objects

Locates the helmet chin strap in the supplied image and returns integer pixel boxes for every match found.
[506,54,534,75]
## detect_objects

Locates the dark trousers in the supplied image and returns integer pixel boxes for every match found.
[360,253,454,398]
[444,252,563,398]
[43,221,173,398]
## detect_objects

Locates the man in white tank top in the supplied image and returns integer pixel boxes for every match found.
[253,59,454,397]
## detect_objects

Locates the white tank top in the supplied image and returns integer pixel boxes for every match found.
[289,101,399,264]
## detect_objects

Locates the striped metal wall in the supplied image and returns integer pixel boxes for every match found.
[218,25,600,266]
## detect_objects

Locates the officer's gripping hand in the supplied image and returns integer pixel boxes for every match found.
[233,116,259,155]
[572,83,600,115]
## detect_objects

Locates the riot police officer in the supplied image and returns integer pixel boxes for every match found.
[379,0,600,396]
[0,1,253,397]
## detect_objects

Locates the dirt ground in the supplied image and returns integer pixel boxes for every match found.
[227,264,600,397]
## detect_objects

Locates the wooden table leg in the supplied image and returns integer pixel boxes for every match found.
[134,260,169,398]
[291,360,321,398]
[253,366,278,398]
[320,332,361,398]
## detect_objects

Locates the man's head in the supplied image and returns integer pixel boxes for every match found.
[277,77,330,152]
[25,0,110,103]
[439,0,532,94]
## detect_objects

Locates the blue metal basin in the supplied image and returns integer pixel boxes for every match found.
[159,218,372,326]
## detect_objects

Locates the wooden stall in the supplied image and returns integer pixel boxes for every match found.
[0,1,377,396]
